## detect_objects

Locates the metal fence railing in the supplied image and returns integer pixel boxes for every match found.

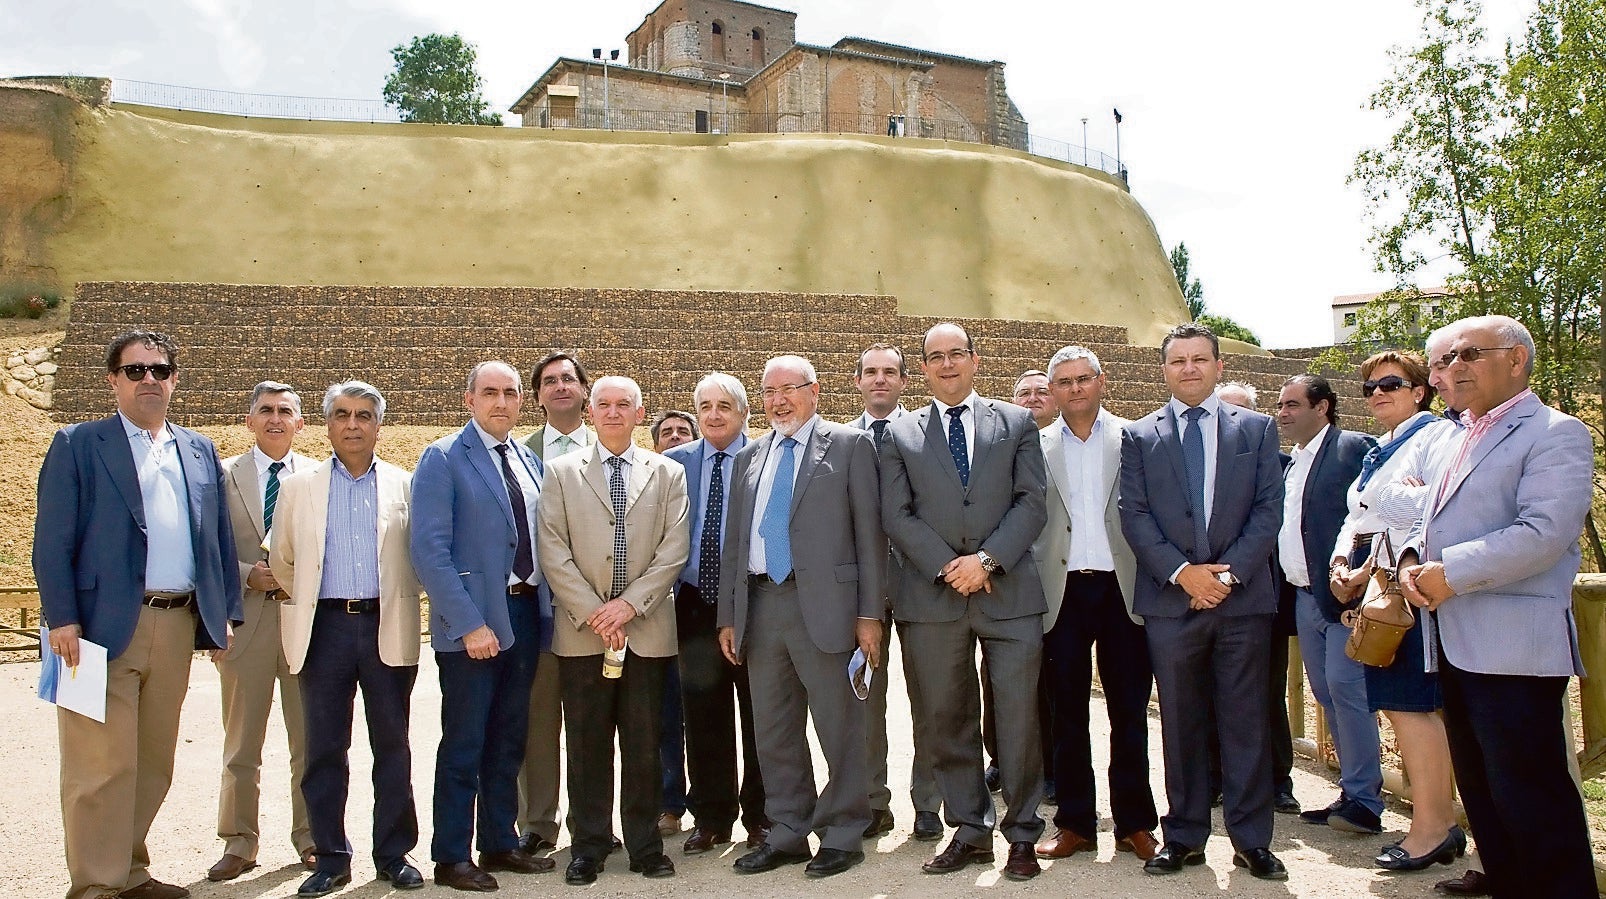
[110,79,402,123]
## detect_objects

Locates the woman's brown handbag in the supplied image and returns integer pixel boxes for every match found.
[1342,533,1416,667]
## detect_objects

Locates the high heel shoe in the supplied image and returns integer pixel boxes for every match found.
[1376,827,1461,871]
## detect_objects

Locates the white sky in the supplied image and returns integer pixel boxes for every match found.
[3,0,1533,348]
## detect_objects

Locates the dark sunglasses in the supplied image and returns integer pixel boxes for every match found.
[1361,375,1412,397]
[1431,345,1516,370]
[115,363,177,381]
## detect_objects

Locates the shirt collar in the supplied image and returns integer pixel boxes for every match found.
[471,419,513,452]
[1056,408,1107,443]
[1460,388,1533,429]
[776,414,820,447]
[252,444,294,472]
[703,434,745,461]
[331,454,377,482]
[600,443,637,466]
[1294,424,1330,457]
[544,424,589,450]
[1167,392,1222,420]
[119,412,172,444]
[932,392,981,417]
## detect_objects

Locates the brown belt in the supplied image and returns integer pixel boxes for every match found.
[143,591,194,609]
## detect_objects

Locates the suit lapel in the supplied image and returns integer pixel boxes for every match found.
[1101,414,1122,508]
[96,417,147,529]
[582,447,611,509]
[1041,426,1072,519]
[1210,407,1241,527]
[626,453,650,510]
[310,461,333,559]
[232,455,265,541]
[1300,427,1337,522]
[969,400,996,482]
[462,424,517,531]
[789,424,828,516]
[922,404,965,489]
[175,426,211,543]
[1154,411,1190,508]
[1436,399,1537,512]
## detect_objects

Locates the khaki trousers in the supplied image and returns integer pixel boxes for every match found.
[517,649,564,841]
[59,606,195,899]
[216,598,310,859]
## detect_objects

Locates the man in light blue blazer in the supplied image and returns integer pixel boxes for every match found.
[411,361,555,891]
[1118,322,1286,880]
[36,329,242,899]
[1401,316,1597,898]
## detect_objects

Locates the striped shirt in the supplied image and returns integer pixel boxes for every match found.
[317,456,381,599]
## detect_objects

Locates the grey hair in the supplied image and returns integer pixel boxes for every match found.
[590,375,643,409]
[247,380,302,416]
[1216,380,1258,407]
[322,380,386,423]
[1046,345,1103,377]
[694,371,751,418]
[1464,314,1536,375]
[466,360,522,394]
[763,354,818,384]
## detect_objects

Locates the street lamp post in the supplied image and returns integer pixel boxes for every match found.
[1113,107,1124,180]
[719,72,731,134]
[1081,117,1089,166]
[593,47,619,129]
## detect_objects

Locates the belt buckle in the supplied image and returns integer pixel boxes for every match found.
[345,598,364,614]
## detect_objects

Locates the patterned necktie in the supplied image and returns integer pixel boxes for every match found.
[554,433,574,456]
[870,418,888,451]
[1181,406,1209,556]
[946,406,970,486]
[494,444,536,583]
[758,437,797,584]
[263,460,285,534]
[697,451,728,602]
[606,456,628,599]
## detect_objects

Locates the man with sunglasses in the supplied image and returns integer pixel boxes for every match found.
[36,330,243,899]
[1399,316,1597,898]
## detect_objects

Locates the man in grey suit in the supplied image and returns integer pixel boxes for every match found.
[1400,315,1597,898]
[880,323,1048,882]
[719,354,884,880]
[848,342,942,843]
[1030,346,1158,864]
[1118,322,1287,880]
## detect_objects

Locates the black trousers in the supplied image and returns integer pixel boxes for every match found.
[559,651,669,864]
[675,584,767,832]
[1207,632,1294,798]
[1439,642,1596,898]
[1042,570,1158,839]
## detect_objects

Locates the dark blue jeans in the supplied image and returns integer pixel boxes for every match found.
[431,592,544,862]
[298,603,419,874]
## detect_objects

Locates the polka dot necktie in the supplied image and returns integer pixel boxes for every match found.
[697,451,728,602]
[946,406,969,487]
[606,456,628,599]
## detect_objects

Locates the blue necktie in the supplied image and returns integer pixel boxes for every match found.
[1182,406,1209,557]
[697,451,728,602]
[946,406,969,486]
[758,437,797,583]
[869,418,889,452]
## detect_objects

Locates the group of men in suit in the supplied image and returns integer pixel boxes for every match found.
[36,317,1597,898]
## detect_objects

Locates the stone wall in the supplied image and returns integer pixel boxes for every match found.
[4,344,58,410]
[52,283,1370,433]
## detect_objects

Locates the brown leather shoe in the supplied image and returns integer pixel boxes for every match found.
[682,827,731,855]
[744,823,772,849]
[1435,869,1492,896]
[922,838,994,874]
[657,812,683,836]
[206,853,258,882]
[1003,841,1041,881]
[434,861,499,891]
[1115,830,1160,861]
[117,880,190,899]
[478,848,555,874]
[1035,828,1095,859]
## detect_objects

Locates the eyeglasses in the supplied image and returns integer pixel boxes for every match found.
[1361,375,1413,397]
[1013,387,1051,398]
[1432,345,1516,369]
[115,363,177,381]
[1051,374,1100,390]
[760,382,814,400]
[923,349,974,366]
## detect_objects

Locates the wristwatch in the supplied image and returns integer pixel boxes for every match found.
[976,550,1000,574]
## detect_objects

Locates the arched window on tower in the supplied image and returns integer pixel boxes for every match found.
[751,28,765,66]
[711,21,725,63]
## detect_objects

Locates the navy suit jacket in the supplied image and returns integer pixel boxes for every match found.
[34,414,242,659]
[1118,401,1284,618]
[411,422,550,653]
[664,433,748,590]
[1291,427,1374,622]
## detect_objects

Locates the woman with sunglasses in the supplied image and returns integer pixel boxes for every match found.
[1328,349,1465,874]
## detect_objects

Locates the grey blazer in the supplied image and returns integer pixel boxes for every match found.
[1118,401,1284,619]
[719,419,885,657]
[1033,410,1139,630]
[880,398,1048,624]
[1423,393,1592,677]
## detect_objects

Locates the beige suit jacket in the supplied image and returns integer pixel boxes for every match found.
[1034,410,1139,631]
[221,450,317,660]
[537,445,689,658]
[271,458,422,673]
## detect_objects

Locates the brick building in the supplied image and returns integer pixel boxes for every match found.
[509,0,1029,150]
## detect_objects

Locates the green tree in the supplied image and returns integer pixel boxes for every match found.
[1196,313,1260,347]
[1169,242,1206,319]
[383,33,503,125]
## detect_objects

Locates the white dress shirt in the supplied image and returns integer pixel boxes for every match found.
[1062,412,1116,573]
[749,415,818,575]
[931,391,981,463]
[252,444,300,508]
[473,420,543,587]
[1278,424,1329,587]
[122,413,196,593]
[544,424,591,458]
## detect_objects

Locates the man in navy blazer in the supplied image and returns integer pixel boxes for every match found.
[36,329,242,899]
[1401,316,1598,898]
[411,361,555,891]
[1118,323,1286,880]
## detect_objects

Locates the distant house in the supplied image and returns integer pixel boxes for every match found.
[508,0,1029,150]
[1331,286,1453,343]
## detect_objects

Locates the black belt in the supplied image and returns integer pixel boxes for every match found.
[143,591,194,609]
[319,597,379,614]
[508,582,539,597]
[1067,568,1114,577]
[749,572,795,585]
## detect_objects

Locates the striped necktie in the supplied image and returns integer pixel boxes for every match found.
[263,460,285,533]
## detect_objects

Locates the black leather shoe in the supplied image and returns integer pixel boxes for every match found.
[733,844,811,874]
[863,809,895,838]
[1300,793,1347,825]
[628,853,676,878]
[1377,827,1462,871]
[1143,842,1205,875]
[479,849,555,874]
[912,811,943,842]
[984,764,1001,793]
[1328,799,1384,834]
[922,838,994,874]
[1002,842,1041,881]
[1274,790,1302,814]
[377,860,424,889]
[434,861,498,892]
[518,833,557,855]
[805,848,864,878]
[564,856,603,885]
[1233,847,1289,880]
[297,871,352,897]
[609,835,623,854]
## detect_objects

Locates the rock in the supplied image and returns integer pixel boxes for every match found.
[23,347,50,365]
[11,365,36,381]
[35,361,57,376]
[6,355,21,368]
[2,377,18,396]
